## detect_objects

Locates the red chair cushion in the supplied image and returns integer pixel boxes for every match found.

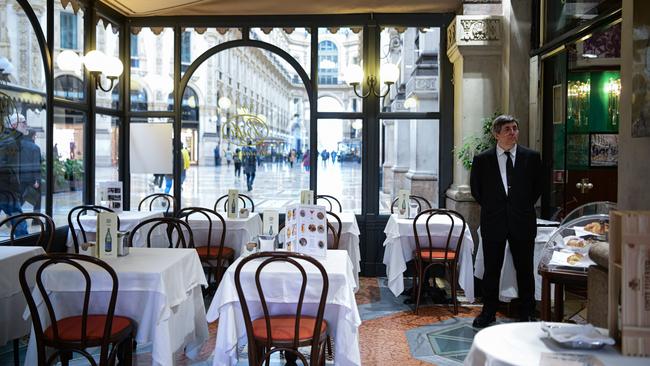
[195,246,234,258]
[44,315,132,341]
[252,315,327,342]
[417,249,456,260]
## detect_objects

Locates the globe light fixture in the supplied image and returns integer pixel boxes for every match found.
[56,50,82,72]
[82,50,123,92]
[404,96,418,109]
[345,63,398,98]
[218,96,232,110]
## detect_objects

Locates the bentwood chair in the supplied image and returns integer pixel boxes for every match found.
[68,205,120,254]
[235,252,329,366]
[19,253,136,366]
[177,207,234,288]
[316,195,342,213]
[0,212,55,365]
[214,193,255,213]
[128,217,194,249]
[0,212,55,251]
[137,193,176,216]
[412,209,466,315]
[390,195,432,215]
[325,211,342,250]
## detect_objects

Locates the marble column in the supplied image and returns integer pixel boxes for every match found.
[445,15,503,242]
[391,119,410,195]
[382,119,395,194]
[406,119,438,206]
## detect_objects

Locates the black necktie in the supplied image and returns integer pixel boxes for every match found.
[504,150,513,193]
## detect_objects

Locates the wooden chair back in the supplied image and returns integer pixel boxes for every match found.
[128,217,194,248]
[214,193,255,213]
[390,195,432,214]
[316,194,342,213]
[0,212,55,251]
[137,193,176,216]
[234,251,329,365]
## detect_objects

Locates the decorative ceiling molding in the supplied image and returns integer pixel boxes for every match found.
[100,0,461,17]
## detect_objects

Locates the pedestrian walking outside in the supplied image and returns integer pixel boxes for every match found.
[233,148,242,178]
[242,140,257,191]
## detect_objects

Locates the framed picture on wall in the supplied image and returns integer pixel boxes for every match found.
[590,133,619,167]
[553,84,564,124]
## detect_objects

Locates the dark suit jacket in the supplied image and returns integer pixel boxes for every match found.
[470,145,542,242]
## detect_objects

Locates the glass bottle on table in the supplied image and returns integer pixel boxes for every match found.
[105,228,113,252]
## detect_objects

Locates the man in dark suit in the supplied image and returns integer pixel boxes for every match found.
[470,115,542,328]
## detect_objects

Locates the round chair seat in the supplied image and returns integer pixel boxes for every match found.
[252,315,328,342]
[44,315,134,342]
[416,249,456,260]
[195,245,235,258]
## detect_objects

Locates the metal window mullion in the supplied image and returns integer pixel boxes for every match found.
[83,0,97,205]
[173,27,182,215]
[309,26,317,194]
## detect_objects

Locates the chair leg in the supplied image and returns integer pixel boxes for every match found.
[450,265,458,315]
[13,339,19,366]
[60,351,72,366]
[414,262,423,314]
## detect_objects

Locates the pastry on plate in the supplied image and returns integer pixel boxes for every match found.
[567,253,583,265]
[584,221,609,235]
[566,238,586,248]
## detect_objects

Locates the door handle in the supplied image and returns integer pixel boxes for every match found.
[576,178,594,194]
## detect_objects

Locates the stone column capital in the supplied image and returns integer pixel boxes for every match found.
[447,15,503,62]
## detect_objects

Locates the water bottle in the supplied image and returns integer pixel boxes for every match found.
[105,228,113,252]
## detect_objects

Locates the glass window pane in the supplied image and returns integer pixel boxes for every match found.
[317,119,362,214]
[53,3,85,101]
[95,114,119,206]
[129,117,174,210]
[180,46,310,211]
[180,27,241,78]
[545,0,621,42]
[379,119,440,214]
[317,27,363,112]
[380,27,440,113]
[130,27,174,111]
[96,20,121,109]
[1,3,48,241]
[52,108,86,226]
[251,28,311,79]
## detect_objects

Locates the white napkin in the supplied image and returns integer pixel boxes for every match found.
[543,323,615,346]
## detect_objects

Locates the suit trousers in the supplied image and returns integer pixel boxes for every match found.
[481,238,535,318]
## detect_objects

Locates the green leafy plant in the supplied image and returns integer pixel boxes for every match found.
[64,159,84,181]
[456,115,497,170]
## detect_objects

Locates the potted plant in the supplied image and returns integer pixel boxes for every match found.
[41,158,69,192]
[64,159,84,191]
[456,115,497,170]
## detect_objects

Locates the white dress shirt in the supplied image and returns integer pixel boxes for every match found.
[496,144,517,195]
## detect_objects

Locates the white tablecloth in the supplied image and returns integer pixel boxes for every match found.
[464,322,650,366]
[206,250,361,366]
[66,211,165,250]
[0,246,45,346]
[474,220,558,302]
[330,212,361,287]
[24,248,209,366]
[184,212,263,257]
[382,213,475,302]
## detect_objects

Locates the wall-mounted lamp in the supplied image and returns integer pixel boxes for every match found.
[0,57,15,83]
[56,50,123,92]
[345,63,399,98]
[218,96,232,110]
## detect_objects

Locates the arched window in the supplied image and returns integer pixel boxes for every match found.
[318,40,338,85]
[54,75,83,101]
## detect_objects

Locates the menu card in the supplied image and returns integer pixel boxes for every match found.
[227,189,239,219]
[397,189,410,219]
[300,190,314,205]
[262,210,279,236]
[285,204,327,258]
[97,211,118,259]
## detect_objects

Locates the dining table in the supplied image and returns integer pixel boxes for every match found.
[382,213,475,302]
[328,212,361,287]
[66,210,165,251]
[182,211,263,257]
[206,249,361,366]
[23,247,209,366]
[0,246,45,348]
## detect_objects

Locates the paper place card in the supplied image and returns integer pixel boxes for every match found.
[97,181,123,212]
[397,189,410,219]
[285,204,327,258]
[262,210,279,237]
[97,211,118,259]
[300,190,314,205]
[227,189,239,219]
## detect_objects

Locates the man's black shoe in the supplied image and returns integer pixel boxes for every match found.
[472,314,496,328]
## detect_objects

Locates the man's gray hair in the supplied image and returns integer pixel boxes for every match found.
[491,114,519,134]
[7,113,26,125]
